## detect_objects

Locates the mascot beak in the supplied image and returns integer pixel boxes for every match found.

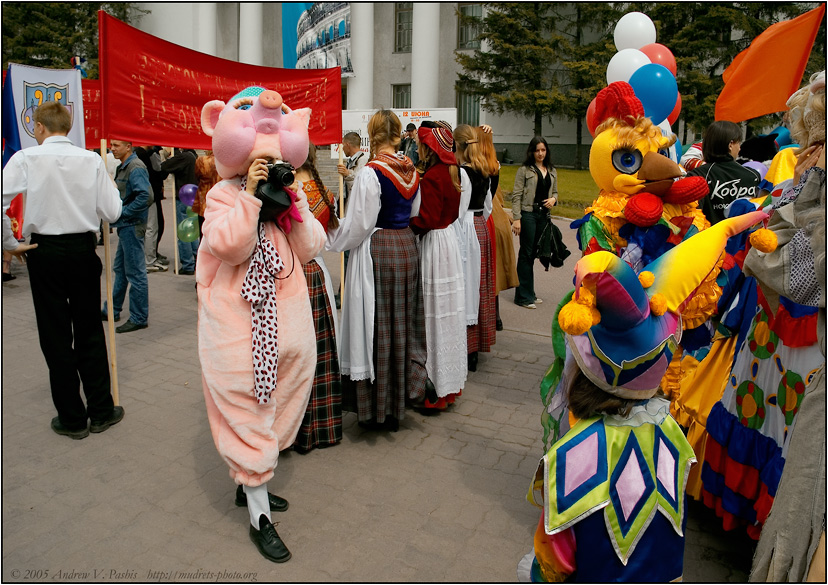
[635,152,683,197]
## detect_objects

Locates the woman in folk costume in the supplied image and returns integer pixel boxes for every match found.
[700,71,826,541]
[476,126,519,331]
[291,143,343,453]
[410,121,468,409]
[454,124,496,372]
[197,86,326,563]
[518,210,768,583]
[326,109,428,431]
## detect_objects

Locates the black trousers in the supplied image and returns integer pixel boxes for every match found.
[27,233,114,429]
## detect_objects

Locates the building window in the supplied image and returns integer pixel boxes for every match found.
[457,3,482,50]
[393,84,411,109]
[456,91,480,127]
[395,3,413,53]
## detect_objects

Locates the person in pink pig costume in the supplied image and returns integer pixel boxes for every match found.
[197,86,326,563]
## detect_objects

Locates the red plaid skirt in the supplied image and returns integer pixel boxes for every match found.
[295,260,342,452]
[342,228,428,423]
[467,215,497,353]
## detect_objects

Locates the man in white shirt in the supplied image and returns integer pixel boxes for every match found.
[2,101,124,440]
[336,132,367,200]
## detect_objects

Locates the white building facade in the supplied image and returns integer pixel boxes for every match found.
[134,2,587,165]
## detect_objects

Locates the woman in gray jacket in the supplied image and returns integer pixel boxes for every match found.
[511,136,557,308]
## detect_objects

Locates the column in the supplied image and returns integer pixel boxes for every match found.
[238,3,264,65]
[347,3,374,110]
[411,3,440,109]
[197,3,217,56]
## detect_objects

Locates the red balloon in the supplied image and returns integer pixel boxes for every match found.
[667,93,682,126]
[586,97,599,138]
[639,43,677,77]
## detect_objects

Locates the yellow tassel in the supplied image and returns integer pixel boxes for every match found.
[558,301,594,335]
[575,286,597,307]
[650,293,668,316]
[750,228,778,253]
[591,307,602,326]
[638,271,655,289]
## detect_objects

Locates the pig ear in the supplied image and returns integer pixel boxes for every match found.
[292,107,312,129]
[201,100,226,137]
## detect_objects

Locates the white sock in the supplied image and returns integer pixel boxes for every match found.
[243,484,271,529]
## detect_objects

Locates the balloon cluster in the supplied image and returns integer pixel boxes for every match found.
[587,12,681,138]
[177,184,200,242]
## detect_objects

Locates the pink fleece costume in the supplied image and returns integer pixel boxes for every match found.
[198,87,325,488]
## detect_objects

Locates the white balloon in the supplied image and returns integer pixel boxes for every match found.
[614,12,657,51]
[606,49,651,84]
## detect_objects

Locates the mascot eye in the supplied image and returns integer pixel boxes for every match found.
[658,148,670,157]
[611,148,643,174]
[238,104,251,110]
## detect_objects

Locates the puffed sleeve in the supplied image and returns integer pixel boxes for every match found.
[326,166,381,252]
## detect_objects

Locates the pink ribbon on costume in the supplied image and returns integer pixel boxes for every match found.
[240,222,285,405]
[273,187,304,235]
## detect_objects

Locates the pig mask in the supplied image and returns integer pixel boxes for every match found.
[201,86,312,180]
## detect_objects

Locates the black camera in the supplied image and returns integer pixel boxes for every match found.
[255,161,295,222]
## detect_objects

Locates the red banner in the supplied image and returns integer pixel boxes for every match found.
[98,11,342,148]
[82,79,102,148]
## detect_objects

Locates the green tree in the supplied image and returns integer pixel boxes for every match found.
[547,4,622,169]
[632,2,825,141]
[2,3,147,78]
[455,3,562,139]
[456,3,623,169]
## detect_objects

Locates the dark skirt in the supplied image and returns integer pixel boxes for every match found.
[295,260,342,452]
[342,227,428,423]
[467,215,497,353]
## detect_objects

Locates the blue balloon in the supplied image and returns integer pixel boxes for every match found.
[628,64,678,126]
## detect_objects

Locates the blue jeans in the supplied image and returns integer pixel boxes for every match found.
[105,225,149,325]
[176,198,199,271]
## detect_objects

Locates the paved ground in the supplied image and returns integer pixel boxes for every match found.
[1,196,757,582]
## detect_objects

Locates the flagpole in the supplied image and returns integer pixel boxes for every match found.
[169,147,180,275]
[101,138,119,406]
[338,145,345,301]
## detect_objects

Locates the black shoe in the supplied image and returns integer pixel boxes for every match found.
[51,417,89,440]
[116,320,147,333]
[179,268,195,276]
[157,254,170,265]
[2,272,15,282]
[424,378,438,404]
[235,485,289,512]
[90,406,124,433]
[496,319,503,331]
[468,351,479,372]
[249,514,291,563]
[101,310,121,322]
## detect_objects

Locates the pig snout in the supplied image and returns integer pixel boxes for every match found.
[251,90,284,135]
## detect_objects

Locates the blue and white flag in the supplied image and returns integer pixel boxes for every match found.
[2,63,85,167]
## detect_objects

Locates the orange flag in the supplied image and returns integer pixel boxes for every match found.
[715,5,825,122]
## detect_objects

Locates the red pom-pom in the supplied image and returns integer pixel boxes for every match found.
[594,82,645,127]
[662,176,709,204]
[624,193,663,227]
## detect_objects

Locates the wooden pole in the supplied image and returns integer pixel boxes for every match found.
[338,145,345,300]
[101,139,119,406]
[169,147,180,275]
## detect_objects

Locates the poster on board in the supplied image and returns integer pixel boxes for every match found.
[331,108,458,158]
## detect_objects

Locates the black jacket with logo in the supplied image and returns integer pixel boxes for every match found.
[687,159,760,224]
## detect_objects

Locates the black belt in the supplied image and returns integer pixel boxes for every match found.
[473,210,484,217]
[30,232,97,252]
[532,203,547,212]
